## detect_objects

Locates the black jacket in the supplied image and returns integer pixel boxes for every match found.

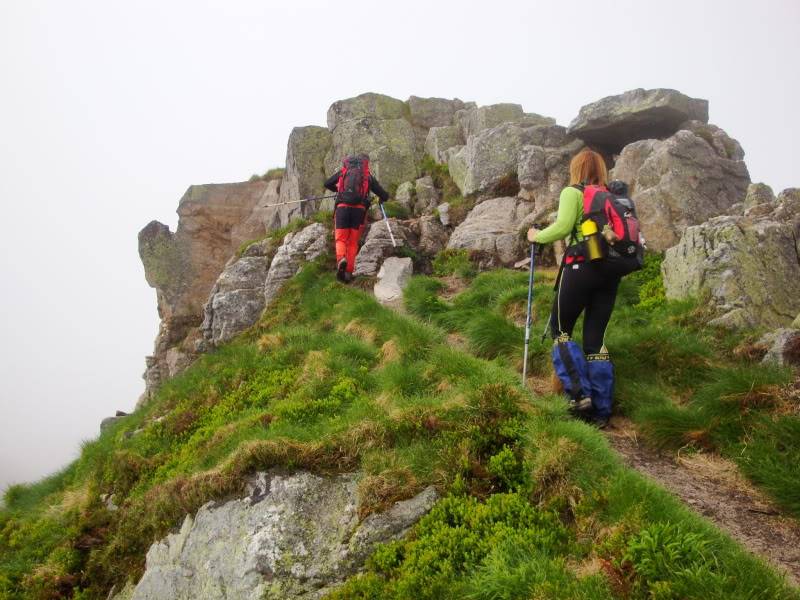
[324,171,390,204]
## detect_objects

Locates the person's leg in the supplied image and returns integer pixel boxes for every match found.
[583,275,621,423]
[549,263,591,339]
[549,264,594,406]
[582,276,621,355]
[345,227,359,274]
[334,207,348,266]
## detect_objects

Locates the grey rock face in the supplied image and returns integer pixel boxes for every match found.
[264,223,328,306]
[662,205,800,329]
[678,120,745,161]
[568,88,709,153]
[407,96,466,129]
[327,93,407,130]
[517,139,584,220]
[395,181,415,212]
[374,257,414,305]
[128,471,438,600]
[353,218,411,277]
[201,243,273,347]
[415,175,439,213]
[447,197,534,267]
[418,215,450,255]
[425,125,464,164]
[437,203,451,227]
[326,116,418,191]
[276,126,333,225]
[744,183,776,210]
[455,103,555,139]
[758,328,800,367]
[610,129,750,250]
[449,123,569,198]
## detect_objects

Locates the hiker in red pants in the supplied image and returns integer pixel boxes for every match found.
[324,154,390,282]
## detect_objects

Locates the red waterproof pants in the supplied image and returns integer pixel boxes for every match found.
[334,203,367,274]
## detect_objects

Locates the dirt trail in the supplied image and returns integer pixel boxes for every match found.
[606,417,800,587]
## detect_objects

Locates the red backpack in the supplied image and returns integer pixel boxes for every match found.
[573,182,644,276]
[337,155,371,204]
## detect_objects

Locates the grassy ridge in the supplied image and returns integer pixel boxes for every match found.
[1,258,798,599]
[405,252,800,518]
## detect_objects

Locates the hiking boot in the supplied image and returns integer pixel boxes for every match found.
[590,415,610,429]
[567,397,592,415]
[336,258,348,282]
[343,272,353,284]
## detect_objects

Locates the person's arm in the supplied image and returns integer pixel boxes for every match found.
[323,171,340,193]
[369,176,390,203]
[532,187,582,245]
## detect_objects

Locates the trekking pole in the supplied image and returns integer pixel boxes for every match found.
[522,243,537,386]
[379,202,397,248]
[269,194,338,208]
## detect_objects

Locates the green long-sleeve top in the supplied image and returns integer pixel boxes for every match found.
[534,186,584,245]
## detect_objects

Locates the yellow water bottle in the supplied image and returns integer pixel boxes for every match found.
[581,219,604,261]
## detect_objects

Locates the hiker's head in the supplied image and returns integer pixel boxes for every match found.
[569,149,607,186]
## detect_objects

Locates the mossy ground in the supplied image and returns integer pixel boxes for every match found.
[2,253,799,599]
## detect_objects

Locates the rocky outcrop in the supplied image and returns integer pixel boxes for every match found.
[276,126,333,225]
[447,197,534,267]
[124,471,438,600]
[567,88,709,154]
[448,124,569,198]
[662,191,800,329]
[517,139,584,220]
[353,218,412,277]
[758,328,800,367]
[374,257,413,305]
[610,129,750,250]
[744,182,776,210]
[416,215,450,255]
[264,223,328,305]
[327,93,407,130]
[425,125,464,163]
[138,182,269,403]
[326,116,419,191]
[200,241,273,348]
[415,175,439,213]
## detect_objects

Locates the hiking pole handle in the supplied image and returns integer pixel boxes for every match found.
[379,202,397,248]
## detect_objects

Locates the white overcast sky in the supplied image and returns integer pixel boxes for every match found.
[1,0,798,492]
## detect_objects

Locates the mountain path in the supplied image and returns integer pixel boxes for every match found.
[605,417,800,588]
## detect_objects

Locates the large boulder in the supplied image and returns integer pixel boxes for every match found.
[326,116,418,191]
[264,223,328,305]
[276,126,333,225]
[447,197,534,267]
[424,125,464,164]
[137,181,269,403]
[126,471,438,600]
[662,195,800,329]
[416,215,450,255]
[407,96,467,129]
[353,218,412,277]
[374,257,414,305]
[568,88,709,154]
[448,123,569,198]
[200,241,273,347]
[327,93,407,130]
[758,328,800,367]
[455,103,555,139]
[517,139,584,220]
[743,182,776,210]
[610,129,750,250]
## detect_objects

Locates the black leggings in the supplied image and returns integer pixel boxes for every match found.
[550,261,621,355]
